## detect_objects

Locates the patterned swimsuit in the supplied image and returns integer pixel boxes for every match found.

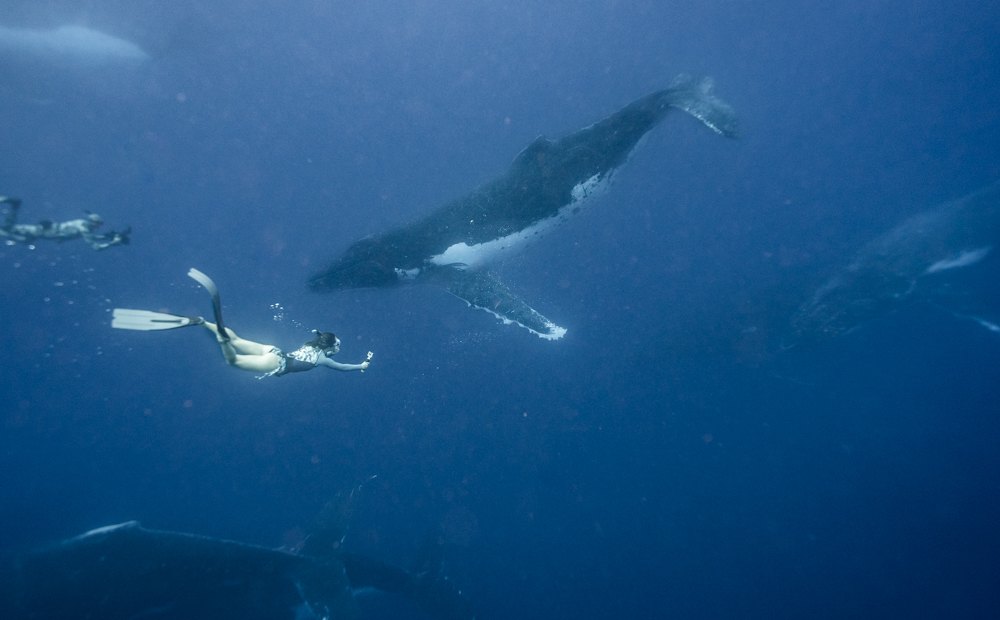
[259,345,323,379]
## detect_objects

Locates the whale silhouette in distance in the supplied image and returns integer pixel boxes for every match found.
[0,23,149,65]
[309,75,737,340]
[788,182,1000,346]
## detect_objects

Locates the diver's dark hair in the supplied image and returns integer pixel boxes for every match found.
[306,330,337,350]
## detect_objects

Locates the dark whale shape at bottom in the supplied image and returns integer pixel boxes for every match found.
[0,521,474,620]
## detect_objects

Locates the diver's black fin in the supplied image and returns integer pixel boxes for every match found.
[187,268,228,341]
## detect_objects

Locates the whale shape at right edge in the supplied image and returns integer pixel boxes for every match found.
[788,182,1000,346]
[309,75,738,340]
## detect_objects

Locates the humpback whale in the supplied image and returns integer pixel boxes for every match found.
[0,520,474,619]
[309,75,737,339]
[0,24,149,65]
[789,182,1000,344]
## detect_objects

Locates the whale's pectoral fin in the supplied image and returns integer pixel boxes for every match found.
[963,314,1000,335]
[444,270,567,340]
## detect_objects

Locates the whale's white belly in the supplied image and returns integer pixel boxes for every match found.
[428,172,610,270]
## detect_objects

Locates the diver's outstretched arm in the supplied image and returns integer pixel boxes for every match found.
[319,351,373,372]
[86,227,131,251]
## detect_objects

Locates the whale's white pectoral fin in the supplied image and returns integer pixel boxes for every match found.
[444,270,567,340]
[924,246,992,275]
[948,311,1000,336]
[971,316,1000,334]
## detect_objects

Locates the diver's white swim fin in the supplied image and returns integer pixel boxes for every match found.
[111,308,204,331]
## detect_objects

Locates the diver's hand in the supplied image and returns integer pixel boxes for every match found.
[360,351,373,372]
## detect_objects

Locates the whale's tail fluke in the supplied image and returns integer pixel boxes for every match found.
[664,75,739,137]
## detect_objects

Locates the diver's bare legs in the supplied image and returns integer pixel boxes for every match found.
[199,321,282,373]
[185,269,283,373]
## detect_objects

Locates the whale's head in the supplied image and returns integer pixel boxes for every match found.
[308,235,402,292]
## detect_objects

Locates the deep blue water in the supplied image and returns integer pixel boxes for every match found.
[2,1,999,618]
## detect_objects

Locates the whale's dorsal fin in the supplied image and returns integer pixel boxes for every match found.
[444,269,567,340]
[511,135,554,168]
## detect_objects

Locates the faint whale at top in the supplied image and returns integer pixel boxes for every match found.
[789,182,1000,345]
[0,24,149,66]
[309,75,737,340]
